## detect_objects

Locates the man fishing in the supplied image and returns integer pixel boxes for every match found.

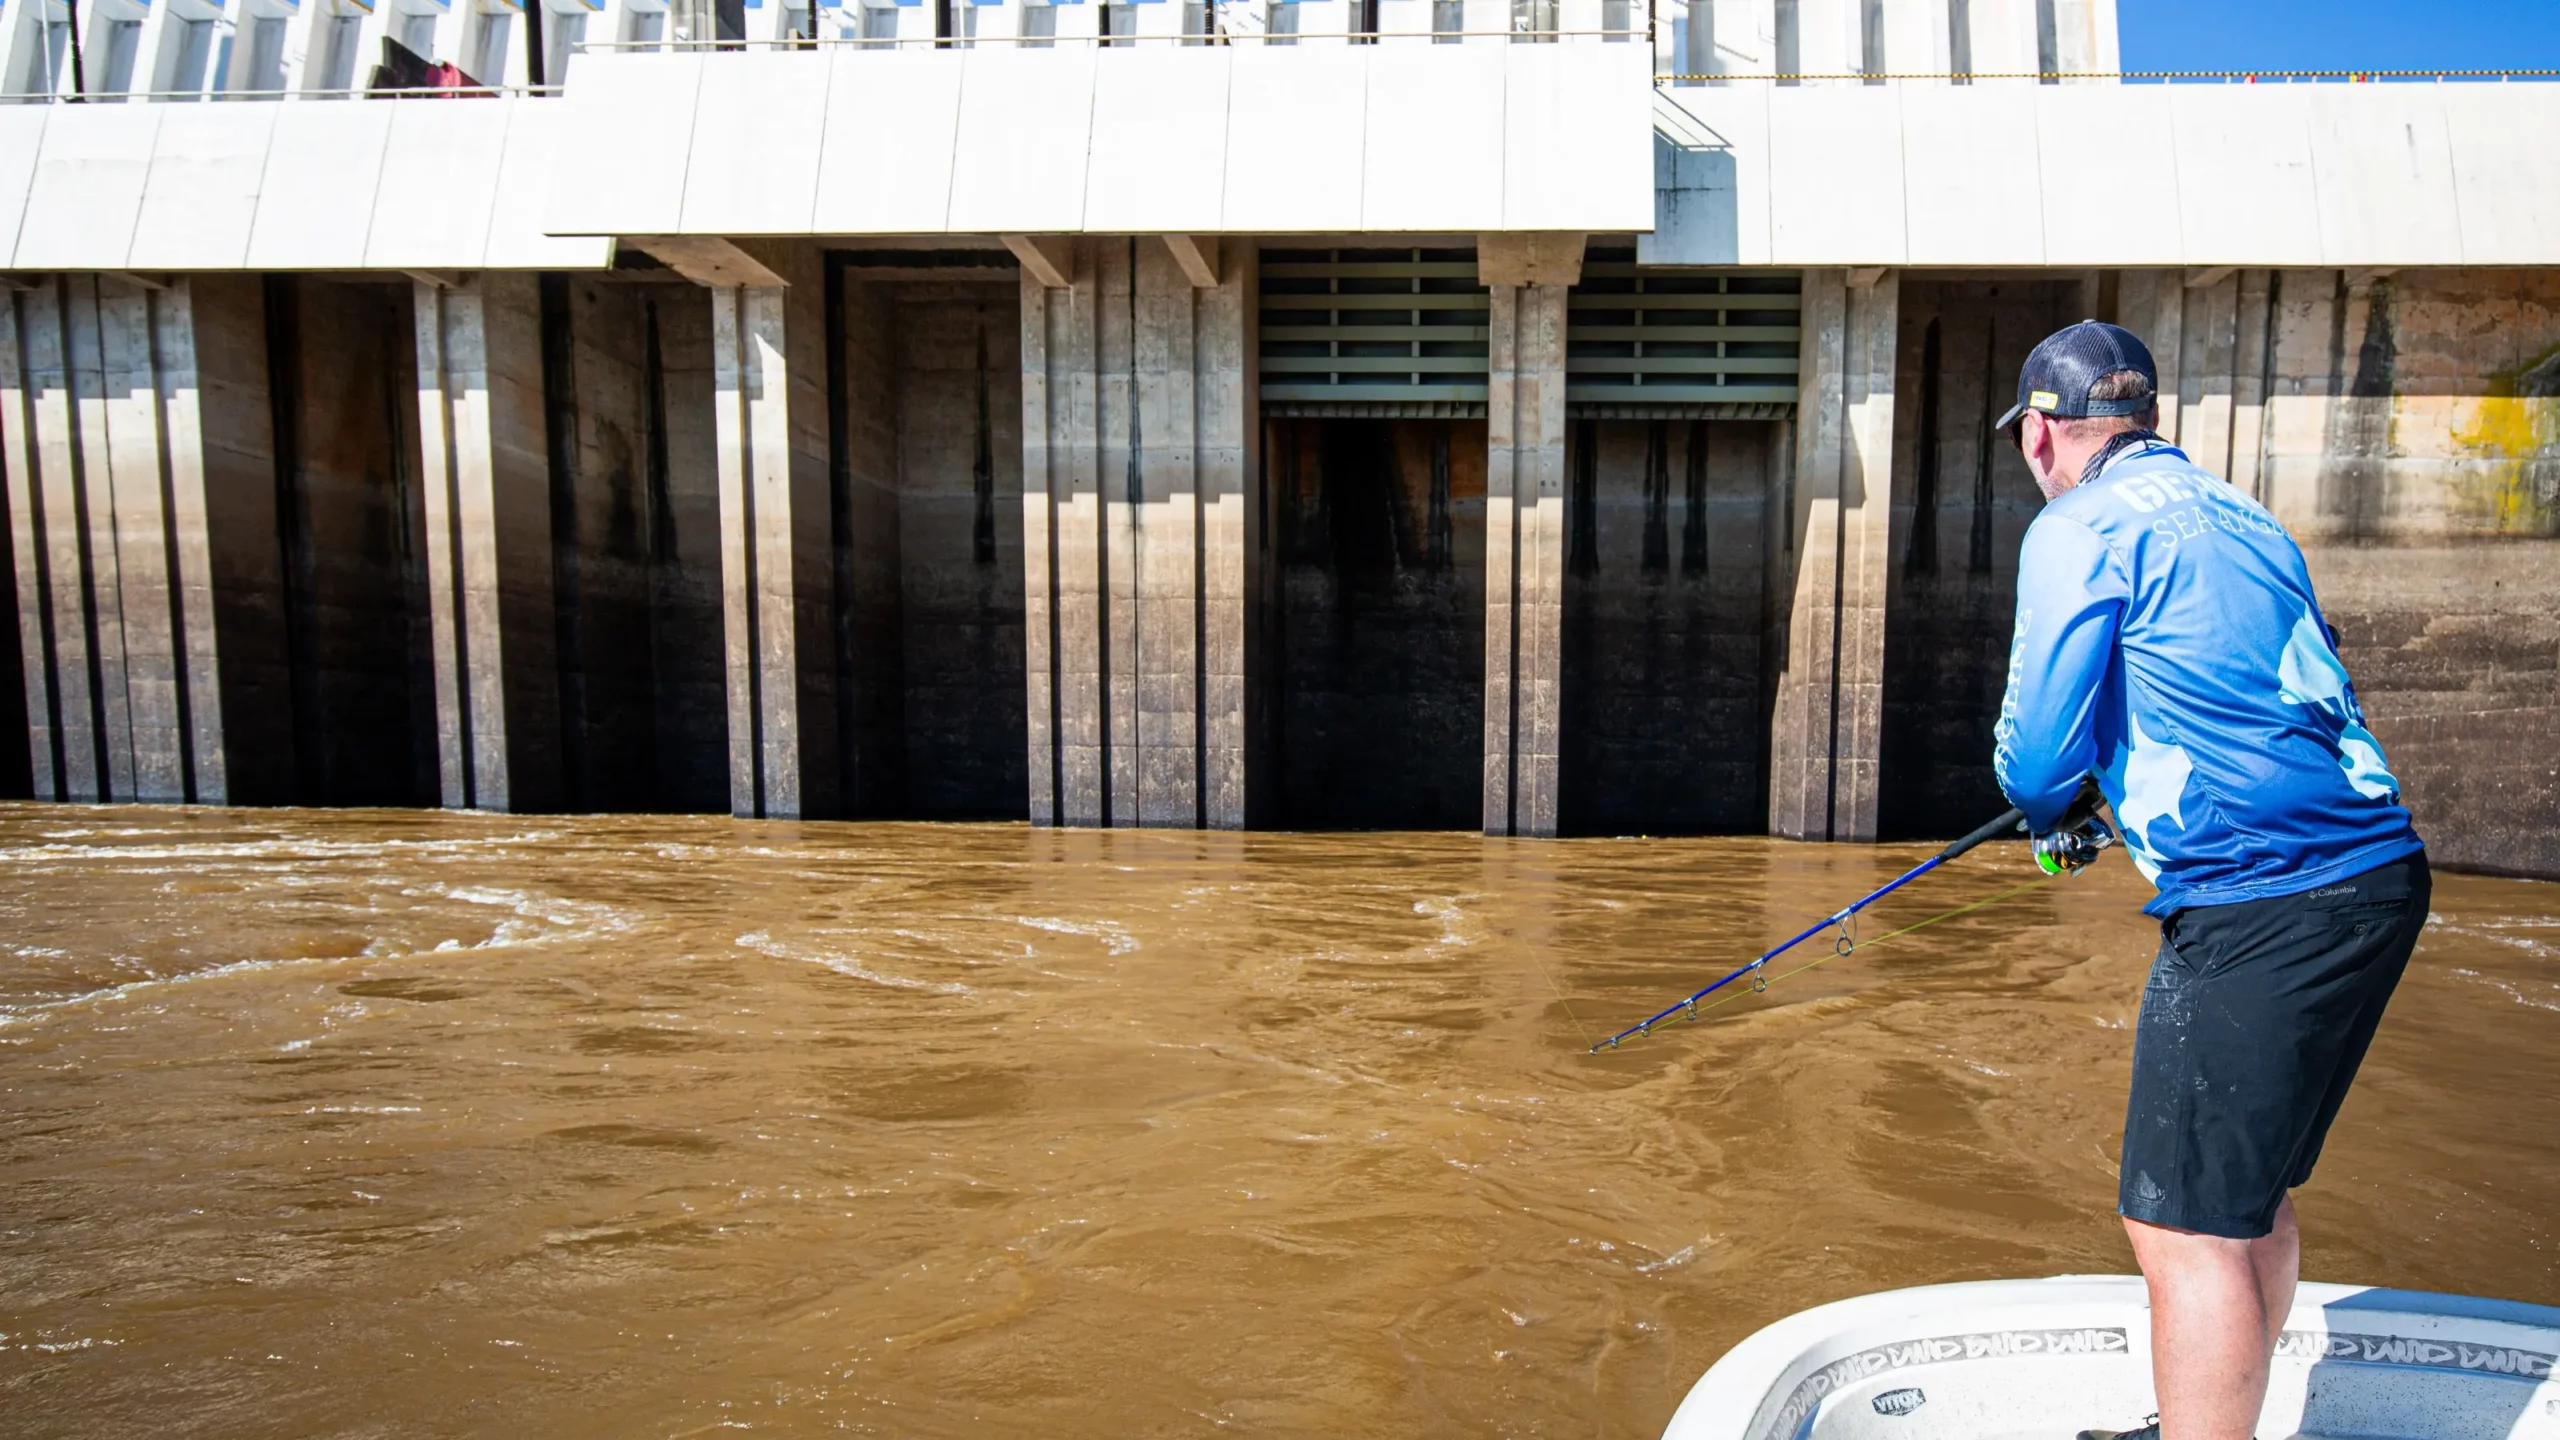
[1990,322,2430,1440]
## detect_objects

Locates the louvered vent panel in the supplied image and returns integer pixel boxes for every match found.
[1567,258,1801,417]
[1260,246,1489,415]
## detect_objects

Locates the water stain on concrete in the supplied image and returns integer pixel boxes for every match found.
[2450,394,2560,536]
[2321,275,2398,541]
[2449,343,2560,537]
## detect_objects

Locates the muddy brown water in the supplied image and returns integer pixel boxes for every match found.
[1,805,2555,1437]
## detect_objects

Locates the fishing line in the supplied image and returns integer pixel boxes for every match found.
[1653,873,2055,1031]
[1526,946,1599,1050]
[1592,809,2028,1051]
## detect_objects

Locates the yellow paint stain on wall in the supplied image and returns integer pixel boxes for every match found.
[2448,395,2559,536]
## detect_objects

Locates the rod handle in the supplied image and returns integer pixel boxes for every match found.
[1935,806,2028,862]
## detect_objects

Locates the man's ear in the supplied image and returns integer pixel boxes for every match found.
[2019,412,2050,465]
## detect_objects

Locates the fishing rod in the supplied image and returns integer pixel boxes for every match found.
[1588,795,2115,1054]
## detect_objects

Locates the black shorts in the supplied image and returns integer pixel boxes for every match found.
[2119,850,2430,1240]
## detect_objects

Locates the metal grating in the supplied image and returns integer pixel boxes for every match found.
[1260,246,1490,412]
[1566,257,1801,415]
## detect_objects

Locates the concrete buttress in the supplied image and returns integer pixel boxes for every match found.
[1,275,263,804]
[1019,236,1253,829]
[1770,267,1897,843]
[1483,280,1571,838]
[710,242,839,820]
[414,273,565,813]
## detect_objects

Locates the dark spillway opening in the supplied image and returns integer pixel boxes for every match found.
[1264,416,1485,830]
[828,265,1028,821]
[536,276,731,814]
[1557,417,1777,836]
[253,276,442,807]
[1877,278,2082,839]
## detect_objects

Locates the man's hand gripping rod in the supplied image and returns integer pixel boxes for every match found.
[1587,799,2119,1054]
[1589,785,2121,1053]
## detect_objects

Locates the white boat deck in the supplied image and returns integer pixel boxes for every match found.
[1664,1275,2560,1440]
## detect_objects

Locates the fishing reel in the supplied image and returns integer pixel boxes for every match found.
[2033,779,2121,877]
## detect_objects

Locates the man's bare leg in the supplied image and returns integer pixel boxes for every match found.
[2249,1198,2300,1350]
[2124,1197,2298,1439]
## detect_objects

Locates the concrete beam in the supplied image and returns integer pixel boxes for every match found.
[402,269,466,290]
[2185,265,2238,290]
[1161,234,1220,288]
[1004,235,1074,290]
[834,249,1021,283]
[1478,233,1588,289]
[628,236,787,289]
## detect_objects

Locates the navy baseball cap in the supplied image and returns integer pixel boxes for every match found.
[1997,320,2159,435]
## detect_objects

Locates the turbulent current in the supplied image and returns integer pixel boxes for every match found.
[1,805,2555,1436]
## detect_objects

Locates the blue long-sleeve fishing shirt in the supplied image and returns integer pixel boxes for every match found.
[1993,439,2423,917]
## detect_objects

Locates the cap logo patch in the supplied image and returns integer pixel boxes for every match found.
[2030,390,2060,409]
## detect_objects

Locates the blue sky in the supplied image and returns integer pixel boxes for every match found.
[2119,0,2560,73]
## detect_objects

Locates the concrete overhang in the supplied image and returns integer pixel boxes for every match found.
[6,70,2560,274]
[1646,80,2560,268]
[0,95,611,273]
[539,46,1659,240]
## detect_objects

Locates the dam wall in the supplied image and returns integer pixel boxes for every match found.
[1875,267,2559,877]
[1,32,2555,875]
[2203,267,2558,878]
[8,256,2549,876]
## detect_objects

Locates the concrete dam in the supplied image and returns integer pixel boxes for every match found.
[1,3,2554,880]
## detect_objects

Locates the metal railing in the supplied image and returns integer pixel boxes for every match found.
[14,58,2553,106]
[0,27,1650,103]
[1656,68,2560,84]
[573,27,1645,48]
[0,84,564,103]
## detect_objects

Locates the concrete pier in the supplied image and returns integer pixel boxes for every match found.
[1,274,285,806]
[414,273,564,813]
[711,243,837,821]
[1481,235,1580,839]
[1019,236,1253,830]
[1770,267,1896,843]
